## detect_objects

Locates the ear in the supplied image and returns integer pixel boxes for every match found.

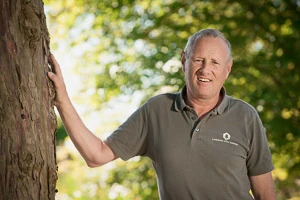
[181,50,186,72]
[225,59,233,79]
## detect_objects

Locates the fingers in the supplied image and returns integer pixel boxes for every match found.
[49,54,63,78]
[47,71,60,89]
[47,53,65,89]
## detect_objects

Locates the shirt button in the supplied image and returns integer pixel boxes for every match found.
[191,116,197,120]
[195,128,200,132]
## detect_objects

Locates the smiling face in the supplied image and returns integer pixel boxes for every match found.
[181,36,232,103]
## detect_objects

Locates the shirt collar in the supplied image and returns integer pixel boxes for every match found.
[174,86,187,111]
[174,85,229,115]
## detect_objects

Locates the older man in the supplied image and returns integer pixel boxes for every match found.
[48,29,276,199]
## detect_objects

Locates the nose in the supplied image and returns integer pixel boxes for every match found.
[199,61,210,74]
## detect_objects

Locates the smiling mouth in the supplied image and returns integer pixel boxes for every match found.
[197,77,211,82]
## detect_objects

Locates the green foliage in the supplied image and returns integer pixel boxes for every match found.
[106,157,158,200]
[56,119,68,144]
[55,144,110,200]
[45,0,300,199]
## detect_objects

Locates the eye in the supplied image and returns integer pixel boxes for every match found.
[193,59,203,63]
[212,61,220,65]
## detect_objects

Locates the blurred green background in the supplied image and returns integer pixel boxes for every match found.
[44,0,300,199]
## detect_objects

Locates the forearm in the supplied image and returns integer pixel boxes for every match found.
[250,172,277,200]
[57,99,106,167]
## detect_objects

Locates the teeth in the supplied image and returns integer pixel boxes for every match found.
[197,77,210,82]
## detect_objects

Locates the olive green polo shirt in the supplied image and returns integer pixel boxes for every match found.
[107,87,274,200]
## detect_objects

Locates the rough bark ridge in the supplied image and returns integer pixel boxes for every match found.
[0,0,57,199]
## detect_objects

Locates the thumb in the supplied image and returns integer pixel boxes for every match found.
[48,72,60,87]
[47,71,66,91]
[47,71,55,80]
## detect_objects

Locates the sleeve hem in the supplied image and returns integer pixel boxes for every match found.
[248,165,274,176]
[106,137,132,161]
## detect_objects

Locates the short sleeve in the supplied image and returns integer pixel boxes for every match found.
[106,104,149,161]
[246,112,274,176]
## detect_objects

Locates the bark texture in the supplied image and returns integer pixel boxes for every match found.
[0,0,57,199]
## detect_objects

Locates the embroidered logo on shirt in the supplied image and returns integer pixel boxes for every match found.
[223,132,231,141]
[212,132,238,146]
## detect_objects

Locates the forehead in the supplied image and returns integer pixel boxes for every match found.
[192,36,229,59]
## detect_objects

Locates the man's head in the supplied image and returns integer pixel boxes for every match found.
[181,29,233,103]
[183,29,232,62]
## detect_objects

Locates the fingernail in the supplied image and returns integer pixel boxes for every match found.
[47,72,53,77]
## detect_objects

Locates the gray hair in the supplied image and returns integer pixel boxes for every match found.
[184,29,232,61]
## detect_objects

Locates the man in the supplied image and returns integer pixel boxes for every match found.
[48,29,277,199]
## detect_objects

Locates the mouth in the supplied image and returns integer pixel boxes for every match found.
[197,77,211,82]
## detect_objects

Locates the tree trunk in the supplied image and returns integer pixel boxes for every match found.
[0,0,57,199]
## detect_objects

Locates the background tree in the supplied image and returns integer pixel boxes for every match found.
[0,0,57,199]
[45,0,300,199]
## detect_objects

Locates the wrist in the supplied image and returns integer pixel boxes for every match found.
[55,95,72,111]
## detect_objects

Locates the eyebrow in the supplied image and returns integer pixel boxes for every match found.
[191,56,204,59]
[192,57,221,62]
[211,58,220,63]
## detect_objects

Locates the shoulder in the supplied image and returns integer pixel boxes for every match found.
[226,95,259,118]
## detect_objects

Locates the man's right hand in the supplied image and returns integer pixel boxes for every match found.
[47,54,70,108]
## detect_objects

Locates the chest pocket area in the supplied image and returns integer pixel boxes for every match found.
[192,134,248,172]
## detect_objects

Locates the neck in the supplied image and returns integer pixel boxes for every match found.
[185,93,223,118]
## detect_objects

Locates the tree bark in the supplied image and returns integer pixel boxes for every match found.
[0,0,57,199]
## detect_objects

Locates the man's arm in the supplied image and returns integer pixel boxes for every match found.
[48,54,118,167]
[249,172,277,200]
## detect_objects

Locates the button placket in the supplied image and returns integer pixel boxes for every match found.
[194,125,201,137]
[189,109,198,121]
[185,108,198,123]
[190,124,201,141]
[194,113,213,140]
